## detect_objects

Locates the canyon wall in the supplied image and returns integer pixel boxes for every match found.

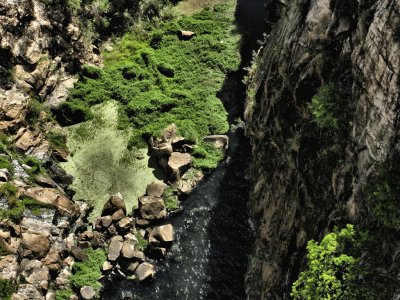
[245,0,400,298]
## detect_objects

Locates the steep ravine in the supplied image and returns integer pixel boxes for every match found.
[245,0,400,298]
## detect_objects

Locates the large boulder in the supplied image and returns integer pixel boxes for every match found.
[135,262,155,282]
[42,251,62,271]
[167,152,192,181]
[21,232,50,258]
[146,181,167,198]
[151,224,175,244]
[12,284,44,300]
[15,128,42,151]
[138,196,166,220]
[121,239,136,259]
[24,187,79,217]
[70,246,87,262]
[108,236,123,261]
[0,254,19,281]
[102,192,126,215]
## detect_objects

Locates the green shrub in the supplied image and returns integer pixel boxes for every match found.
[21,156,44,178]
[70,248,106,292]
[26,98,45,124]
[0,279,16,300]
[308,83,345,129]
[193,141,224,170]
[0,156,12,172]
[291,225,358,300]
[135,232,148,251]
[0,183,18,200]
[53,100,93,126]
[46,130,68,150]
[367,159,400,230]
[55,289,74,300]
[164,186,179,210]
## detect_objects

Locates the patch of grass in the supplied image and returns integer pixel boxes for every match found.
[20,156,44,181]
[46,130,68,150]
[0,196,50,223]
[55,289,74,300]
[163,186,179,210]
[135,232,149,251]
[0,183,18,201]
[0,279,16,300]
[70,248,106,293]
[61,2,239,167]
[0,156,12,173]
[192,141,224,170]
[26,98,46,124]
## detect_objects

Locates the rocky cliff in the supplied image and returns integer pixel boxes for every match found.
[245,0,400,298]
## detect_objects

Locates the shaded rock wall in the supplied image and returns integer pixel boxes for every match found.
[245,0,400,298]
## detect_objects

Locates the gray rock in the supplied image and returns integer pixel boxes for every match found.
[108,236,123,261]
[151,224,175,243]
[138,196,166,220]
[203,135,229,150]
[167,152,192,181]
[146,181,167,197]
[121,239,136,259]
[135,262,155,282]
[80,286,96,300]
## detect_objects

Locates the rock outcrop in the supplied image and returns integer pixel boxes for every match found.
[245,0,400,298]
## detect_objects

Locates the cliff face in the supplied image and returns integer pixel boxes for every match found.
[245,0,400,298]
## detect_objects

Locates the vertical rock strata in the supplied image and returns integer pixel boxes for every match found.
[245,0,400,298]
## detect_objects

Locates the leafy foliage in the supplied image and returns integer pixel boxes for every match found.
[0,279,16,300]
[55,289,74,300]
[308,83,346,129]
[60,3,238,166]
[163,186,179,210]
[135,232,149,251]
[193,141,224,170]
[46,130,68,150]
[70,248,106,292]
[291,225,358,300]
[367,159,400,230]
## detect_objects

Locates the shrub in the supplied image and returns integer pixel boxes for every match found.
[0,156,12,172]
[21,156,44,178]
[308,83,345,129]
[53,101,93,126]
[70,248,106,292]
[193,141,224,170]
[26,98,44,124]
[291,225,358,300]
[46,130,68,150]
[163,186,179,210]
[55,289,73,300]
[0,183,18,200]
[135,232,148,251]
[0,279,16,300]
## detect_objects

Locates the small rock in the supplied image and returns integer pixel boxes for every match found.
[101,216,113,228]
[80,286,96,300]
[135,219,150,227]
[0,168,10,182]
[102,261,113,272]
[70,246,87,262]
[12,284,44,300]
[117,217,132,230]
[126,262,139,274]
[111,209,125,221]
[178,30,195,40]
[79,231,94,241]
[42,251,61,271]
[103,192,126,215]
[146,181,167,198]
[135,262,155,282]
[90,232,105,248]
[132,251,146,262]
[203,135,229,150]
[108,224,117,236]
[108,236,123,261]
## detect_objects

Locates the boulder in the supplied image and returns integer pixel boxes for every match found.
[121,239,136,259]
[0,254,19,281]
[126,262,139,273]
[101,216,112,228]
[131,251,146,262]
[21,232,50,257]
[153,143,173,157]
[146,181,167,198]
[138,196,166,220]
[151,224,175,244]
[135,262,155,282]
[108,236,123,261]
[20,259,49,289]
[35,175,57,188]
[42,251,62,271]
[167,152,192,181]
[203,135,229,150]
[103,192,126,215]
[12,284,44,300]
[80,286,96,300]
[161,124,177,141]
[15,129,41,151]
[0,168,10,182]
[102,261,113,272]
[45,160,73,189]
[90,232,105,248]
[70,246,87,262]
[24,187,79,217]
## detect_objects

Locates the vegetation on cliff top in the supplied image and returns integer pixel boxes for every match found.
[55,1,239,168]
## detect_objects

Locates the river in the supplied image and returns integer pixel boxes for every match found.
[103,1,265,299]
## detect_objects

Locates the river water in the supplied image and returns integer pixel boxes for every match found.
[103,1,265,299]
